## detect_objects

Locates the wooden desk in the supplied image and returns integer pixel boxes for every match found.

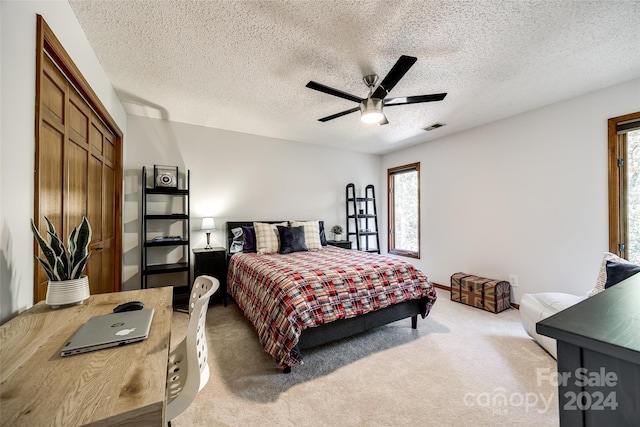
[537,274,640,426]
[0,287,173,426]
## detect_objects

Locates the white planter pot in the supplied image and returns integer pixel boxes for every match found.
[334,234,342,241]
[46,276,90,308]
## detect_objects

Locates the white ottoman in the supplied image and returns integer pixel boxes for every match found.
[520,292,585,358]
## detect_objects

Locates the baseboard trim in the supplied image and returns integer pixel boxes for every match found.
[433,282,449,291]
[432,282,519,309]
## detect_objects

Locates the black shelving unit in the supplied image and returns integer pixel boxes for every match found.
[141,166,191,296]
[346,183,380,253]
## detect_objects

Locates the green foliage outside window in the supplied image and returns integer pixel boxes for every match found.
[627,129,640,264]
[394,171,419,252]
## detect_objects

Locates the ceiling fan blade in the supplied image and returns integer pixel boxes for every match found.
[318,106,361,122]
[306,81,363,104]
[371,55,417,99]
[384,93,447,106]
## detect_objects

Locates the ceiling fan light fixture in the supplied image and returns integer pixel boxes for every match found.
[307,55,446,125]
[360,98,384,124]
[361,110,384,124]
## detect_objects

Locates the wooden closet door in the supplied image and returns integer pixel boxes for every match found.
[67,89,90,237]
[34,56,67,301]
[68,89,118,296]
[87,118,117,296]
[35,19,123,302]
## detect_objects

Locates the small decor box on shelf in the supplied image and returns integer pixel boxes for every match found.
[450,272,511,313]
[153,165,178,189]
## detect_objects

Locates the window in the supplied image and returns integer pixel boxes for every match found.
[388,163,420,258]
[608,112,640,264]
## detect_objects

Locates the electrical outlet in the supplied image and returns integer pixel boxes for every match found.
[509,275,518,288]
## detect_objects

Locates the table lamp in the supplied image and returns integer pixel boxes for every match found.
[200,217,216,249]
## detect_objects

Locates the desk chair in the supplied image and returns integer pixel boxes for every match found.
[166,275,219,425]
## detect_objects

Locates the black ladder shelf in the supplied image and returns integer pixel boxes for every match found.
[346,183,380,253]
[141,166,191,300]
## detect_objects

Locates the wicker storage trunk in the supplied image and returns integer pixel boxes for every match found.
[450,272,511,313]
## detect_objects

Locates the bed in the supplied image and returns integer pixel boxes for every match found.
[226,221,437,372]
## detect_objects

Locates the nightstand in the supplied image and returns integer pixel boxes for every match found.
[193,247,227,305]
[326,240,353,249]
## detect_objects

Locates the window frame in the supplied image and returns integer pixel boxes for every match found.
[608,111,640,259]
[387,162,421,259]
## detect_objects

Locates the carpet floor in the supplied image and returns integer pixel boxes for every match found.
[170,289,559,426]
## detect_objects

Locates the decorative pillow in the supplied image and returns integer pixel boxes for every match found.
[230,227,243,253]
[241,226,257,253]
[604,260,640,289]
[253,222,287,254]
[588,252,632,297]
[290,220,322,250]
[319,220,328,246]
[277,225,308,254]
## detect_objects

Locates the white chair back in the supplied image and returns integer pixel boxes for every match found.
[166,275,219,423]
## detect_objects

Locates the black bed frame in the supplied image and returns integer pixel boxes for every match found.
[225,221,425,372]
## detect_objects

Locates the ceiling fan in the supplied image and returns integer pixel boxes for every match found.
[306,55,447,125]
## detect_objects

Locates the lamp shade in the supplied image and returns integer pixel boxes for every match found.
[200,217,216,231]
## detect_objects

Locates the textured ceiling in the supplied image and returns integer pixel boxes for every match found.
[69,0,640,154]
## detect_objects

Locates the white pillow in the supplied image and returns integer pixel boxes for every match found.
[290,220,322,250]
[253,222,287,254]
[588,252,631,297]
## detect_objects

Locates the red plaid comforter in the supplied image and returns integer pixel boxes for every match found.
[227,245,437,367]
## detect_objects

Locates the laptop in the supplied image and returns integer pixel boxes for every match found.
[61,309,155,356]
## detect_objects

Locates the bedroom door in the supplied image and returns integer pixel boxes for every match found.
[34,16,123,302]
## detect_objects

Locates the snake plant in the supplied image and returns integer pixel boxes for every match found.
[31,216,92,281]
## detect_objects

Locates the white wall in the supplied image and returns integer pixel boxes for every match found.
[0,1,127,323]
[123,115,380,290]
[1,2,637,320]
[381,78,640,302]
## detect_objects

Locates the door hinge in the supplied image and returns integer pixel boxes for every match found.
[618,158,624,168]
[619,242,625,252]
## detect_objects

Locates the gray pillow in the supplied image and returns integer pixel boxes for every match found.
[319,220,328,246]
[277,225,308,254]
[241,226,257,253]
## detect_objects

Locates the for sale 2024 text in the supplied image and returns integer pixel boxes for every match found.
[538,367,618,411]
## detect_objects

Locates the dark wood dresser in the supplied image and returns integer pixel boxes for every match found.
[537,273,640,426]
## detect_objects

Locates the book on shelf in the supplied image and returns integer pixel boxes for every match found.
[151,236,183,242]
